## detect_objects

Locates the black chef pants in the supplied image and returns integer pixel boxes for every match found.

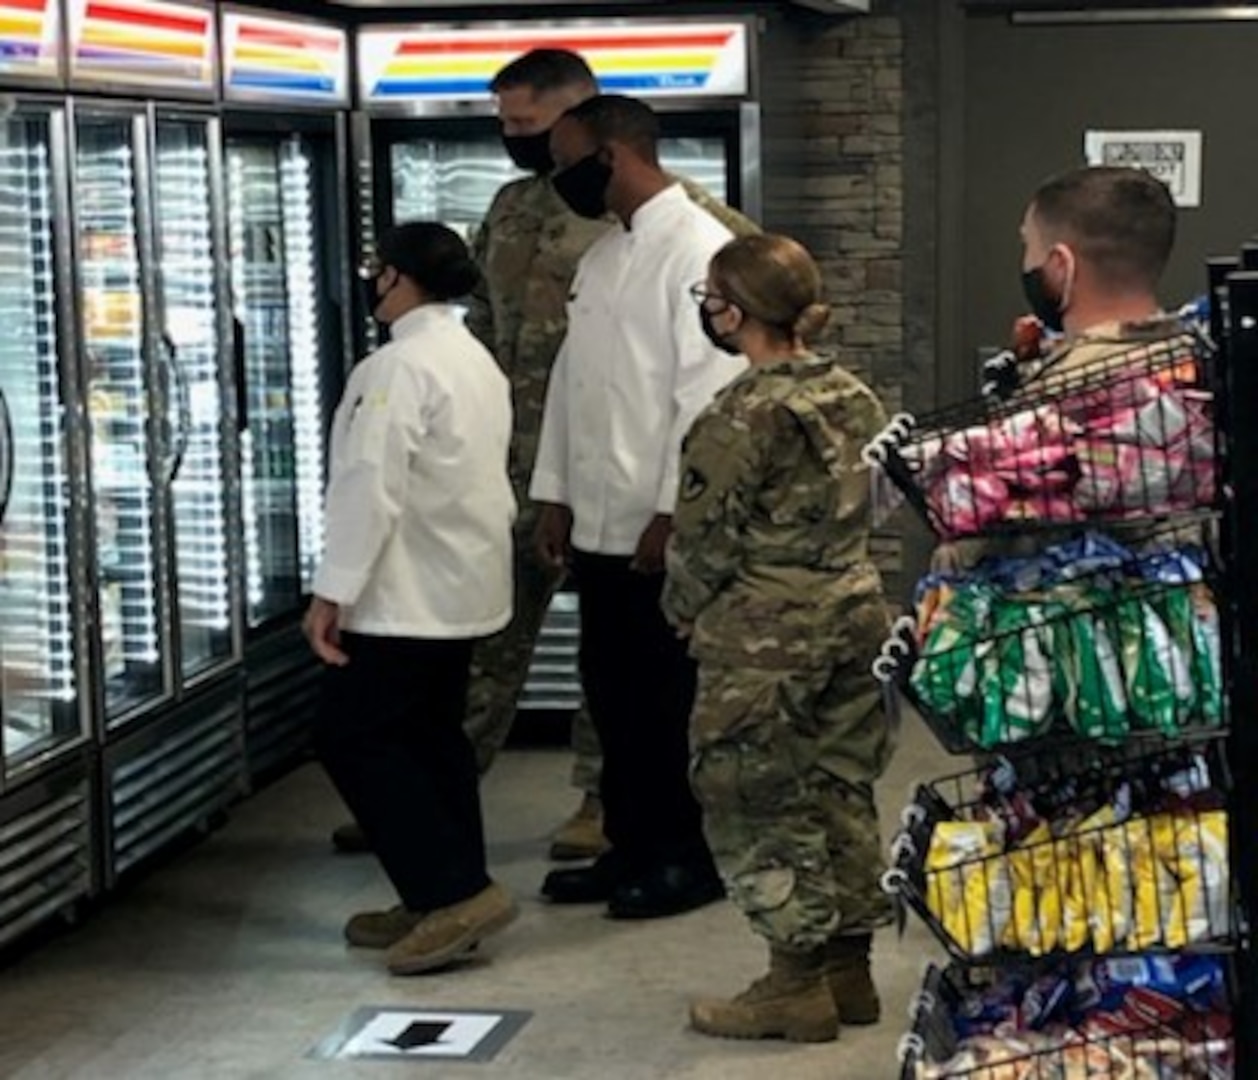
[571,550,711,870]
[313,632,489,913]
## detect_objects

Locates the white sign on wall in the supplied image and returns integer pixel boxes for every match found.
[1084,129,1203,208]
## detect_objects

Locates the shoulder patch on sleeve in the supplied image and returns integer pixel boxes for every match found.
[680,467,708,502]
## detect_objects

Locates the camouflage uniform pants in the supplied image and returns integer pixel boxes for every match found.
[464,518,602,793]
[690,648,895,951]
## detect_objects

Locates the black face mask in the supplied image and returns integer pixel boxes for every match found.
[360,268,400,324]
[502,131,554,174]
[699,305,741,356]
[1021,265,1065,334]
[552,151,613,220]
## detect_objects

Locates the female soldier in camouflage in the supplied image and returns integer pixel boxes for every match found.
[662,234,895,1043]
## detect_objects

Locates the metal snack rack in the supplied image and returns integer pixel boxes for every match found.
[871,257,1255,1078]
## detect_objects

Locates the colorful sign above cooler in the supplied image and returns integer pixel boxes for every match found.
[357,22,751,108]
[66,0,215,95]
[221,9,348,105]
[0,0,61,83]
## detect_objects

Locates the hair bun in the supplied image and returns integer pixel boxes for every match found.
[432,257,481,301]
[794,301,831,342]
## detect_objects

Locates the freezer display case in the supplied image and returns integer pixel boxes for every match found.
[153,118,233,681]
[75,113,168,724]
[227,134,327,629]
[0,110,81,771]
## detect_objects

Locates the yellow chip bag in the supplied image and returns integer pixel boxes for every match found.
[1163,810,1229,947]
[925,820,1009,956]
[1075,804,1120,952]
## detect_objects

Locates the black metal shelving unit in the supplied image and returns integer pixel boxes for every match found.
[1218,268,1258,1080]
[867,256,1251,1078]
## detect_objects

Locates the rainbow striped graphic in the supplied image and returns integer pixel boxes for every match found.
[0,0,60,82]
[68,0,214,93]
[223,12,347,103]
[357,23,749,107]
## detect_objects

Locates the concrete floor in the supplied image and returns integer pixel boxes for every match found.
[0,716,952,1079]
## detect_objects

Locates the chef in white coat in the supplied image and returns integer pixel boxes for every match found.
[303,221,518,977]
[531,94,747,919]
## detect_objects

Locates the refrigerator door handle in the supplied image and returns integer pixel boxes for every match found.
[231,316,248,435]
[158,332,190,483]
[0,385,11,524]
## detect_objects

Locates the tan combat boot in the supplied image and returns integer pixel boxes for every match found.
[689,945,839,1042]
[386,882,518,976]
[344,905,424,949]
[548,793,610,861]
[825,933,880,1025]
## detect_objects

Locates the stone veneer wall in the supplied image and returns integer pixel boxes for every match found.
[760,1,926,597]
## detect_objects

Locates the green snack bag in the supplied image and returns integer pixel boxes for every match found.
[1064,609,1130,740]
[978,602,1055,747]
[1188,586,1224,726]
[912,622,982,736]
[1150,587,1204,727]
[1112,596,1180,735]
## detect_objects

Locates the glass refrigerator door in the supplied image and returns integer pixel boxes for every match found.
[228,136,327,627]
[0,113,80,769]
[388,134,730,237]
[76,116,168,721]
[391,135,518,243]
[279,137,326,595]
[153,119,233,679]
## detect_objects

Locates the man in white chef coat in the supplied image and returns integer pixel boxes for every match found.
[530,94,747,919]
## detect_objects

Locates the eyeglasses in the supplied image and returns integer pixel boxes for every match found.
[688,282,730,309]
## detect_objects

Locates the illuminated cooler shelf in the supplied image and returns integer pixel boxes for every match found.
[0,117,78,764]
[76,124,162,704]
[155,127,233,671]
[228,134,325,627]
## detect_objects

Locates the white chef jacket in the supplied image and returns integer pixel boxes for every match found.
[529,184,747,555]
[313,304,516,638]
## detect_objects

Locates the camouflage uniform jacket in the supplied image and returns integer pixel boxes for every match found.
[1030,313,1198,387]
[662,354,888,669]
[466,173,758,508]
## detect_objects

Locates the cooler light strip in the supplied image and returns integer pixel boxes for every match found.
[158,139,231,634]
[0,0,59,80]
[223,12,347,101]
[360,24,747,103]
[70,0,213,89]
[281,139,326,590]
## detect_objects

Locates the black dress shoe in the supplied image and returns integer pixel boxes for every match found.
[541,852,630,904]
[607,862,726,920]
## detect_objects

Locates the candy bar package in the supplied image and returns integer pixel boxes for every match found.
[905,961,1233,1080]
[896,744,1232,962]
[866,333,1214,539]
[905,536,1221,750]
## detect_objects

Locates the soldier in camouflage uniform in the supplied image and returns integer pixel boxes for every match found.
[662,234,895,1043]
[934,166,1193,576]
[461,49,759,860]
